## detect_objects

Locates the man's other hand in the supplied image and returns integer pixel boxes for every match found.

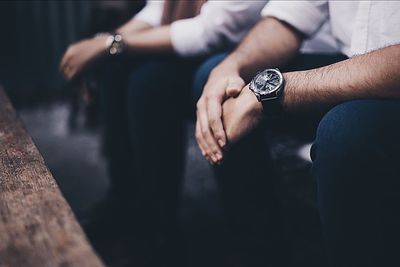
[195,69,245,164]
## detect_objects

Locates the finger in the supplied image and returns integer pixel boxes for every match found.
[60,56,66,72]
[61,64,70,79]
[226,76,245,98]
[198,106,223,163]
[64,66,72,80]
[60,57,73,79]
[206,98,227,149]
[196,105,218,165]
[196,107,214,160]
[68,68,77,81]
[65,66,76,81]
[60,59,68,76]
[195,119,207,158]
[60,49,71,71]
[196,120,215,165]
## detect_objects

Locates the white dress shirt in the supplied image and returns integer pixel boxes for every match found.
[134,0,339,57]
[262,1,400,57]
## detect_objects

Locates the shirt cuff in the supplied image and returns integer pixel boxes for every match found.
[261,1,328,37]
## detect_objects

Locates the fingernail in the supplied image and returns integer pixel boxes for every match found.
[216,153,222,161]
[218,139,225,147]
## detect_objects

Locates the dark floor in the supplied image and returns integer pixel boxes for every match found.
[18,101,325,267]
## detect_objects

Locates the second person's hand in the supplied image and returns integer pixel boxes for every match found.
[60,37,107,81]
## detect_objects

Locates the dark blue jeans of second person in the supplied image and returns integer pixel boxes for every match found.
[100,56,202,241]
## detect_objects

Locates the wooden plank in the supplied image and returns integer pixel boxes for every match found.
[0,87,104,267]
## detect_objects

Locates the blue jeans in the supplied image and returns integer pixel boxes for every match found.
[101,56,203,236]
[312,100,400,267]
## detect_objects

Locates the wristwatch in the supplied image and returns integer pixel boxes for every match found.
[105,33,125,56]
[248,68,285,115]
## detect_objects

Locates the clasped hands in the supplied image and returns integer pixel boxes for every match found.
[195,68,264,165]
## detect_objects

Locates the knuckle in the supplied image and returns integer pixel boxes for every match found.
[195,132,202,141]
[206,92,218,100]
[209,117,218,126]
[213,145,220,153]
[215,131,224,139]
[205,94,214,102]
[225,128,233,140]
[201,128,209,136]
[196,101,204,111]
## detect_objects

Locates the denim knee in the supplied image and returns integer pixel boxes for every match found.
[311,100,389,173]
[311,100,400,266]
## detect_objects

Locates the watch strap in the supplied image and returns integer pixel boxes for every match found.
[261,97,284,116]
[260,82,285,116]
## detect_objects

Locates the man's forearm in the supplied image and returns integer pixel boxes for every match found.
[117,19,153,35]
[123,25,174,55]
[282,44,400,111]
[217,17,303,81]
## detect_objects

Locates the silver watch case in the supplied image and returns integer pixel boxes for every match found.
[106,34,125,55]
[249,68,284,102]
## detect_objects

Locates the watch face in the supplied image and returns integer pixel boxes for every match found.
[251,69,282,95]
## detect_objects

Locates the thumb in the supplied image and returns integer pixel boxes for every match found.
[226,77,245,98]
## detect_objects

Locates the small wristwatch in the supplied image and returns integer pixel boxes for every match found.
[105,33,125,56]
[248,68,285,115]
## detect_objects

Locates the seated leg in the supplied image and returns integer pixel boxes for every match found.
[126,57,200,244]
[312,100,400,267]
[192,53,286,266]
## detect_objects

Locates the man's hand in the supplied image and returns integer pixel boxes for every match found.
[60,37,107,81]
[195,68,245,164]
[222,85,264,145]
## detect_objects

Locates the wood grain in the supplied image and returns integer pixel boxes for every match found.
[0,87,104,267]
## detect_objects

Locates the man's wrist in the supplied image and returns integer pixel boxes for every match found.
[89,36,109,58]
[106,34,125,56]
[211,65,239,79]
[212,56,242,77]
[94,33,125,57]
[227,51,257,81]
[243,86,263,116]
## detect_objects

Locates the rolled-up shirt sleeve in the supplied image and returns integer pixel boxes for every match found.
[170,1,266,57]
[261,0,329,37]
[134,0,164,27]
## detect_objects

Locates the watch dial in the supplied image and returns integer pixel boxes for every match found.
[252,69,282,95]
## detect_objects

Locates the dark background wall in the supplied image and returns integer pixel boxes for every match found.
[0,0,143,106]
